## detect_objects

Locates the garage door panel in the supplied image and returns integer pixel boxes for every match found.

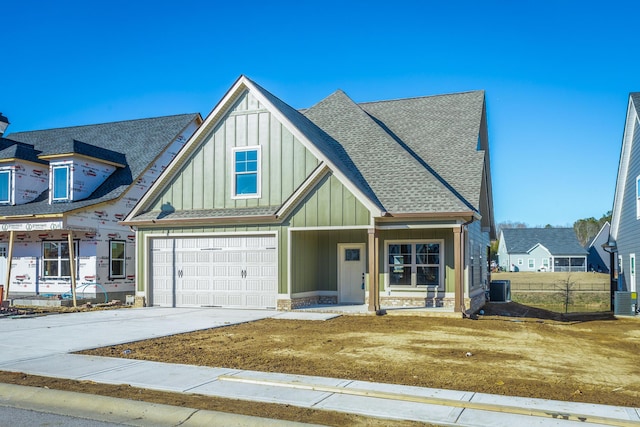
[150,235,277,308]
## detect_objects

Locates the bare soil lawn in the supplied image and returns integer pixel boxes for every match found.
[2,302,638,426]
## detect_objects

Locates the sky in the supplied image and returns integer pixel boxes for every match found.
[1,1,635,227]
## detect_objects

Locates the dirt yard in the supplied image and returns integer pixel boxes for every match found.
[2,303,639,426]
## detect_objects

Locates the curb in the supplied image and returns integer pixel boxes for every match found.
[0,383,320,426]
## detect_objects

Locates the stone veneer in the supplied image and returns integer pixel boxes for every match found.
[277,295,338,311]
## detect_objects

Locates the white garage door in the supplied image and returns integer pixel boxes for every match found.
[150,235,278,308]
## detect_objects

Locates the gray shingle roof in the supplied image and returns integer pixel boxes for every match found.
[0,140,47,164]
[247,77,487,215]
[501,228,588,256]
[1,113,199,216]
[303,90,478,214]
[132,206,280,222]
[39,139,127,166]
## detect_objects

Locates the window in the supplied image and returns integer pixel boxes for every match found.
[42,241,78,278]
[52,165,70,201]
[387,241,442,289]
[110,241,126,278]
[518,258,523,265]
[345,248,360,261]
[542,258,549,270]
[0,170,11,204]
[233,147,260,197]
[528,259,534,269]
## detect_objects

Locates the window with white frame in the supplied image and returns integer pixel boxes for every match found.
[542,258,549,270]
[233,147,260,197]
[52,164,70,201]
[0,169,11,204]
[528,258,534,269]
[387,241,442,289]
[518,258,523,265]
[110,241,126,278]
[42,241,78,278]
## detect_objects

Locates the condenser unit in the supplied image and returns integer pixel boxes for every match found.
[490,280,511,302]
[614,292,637,316]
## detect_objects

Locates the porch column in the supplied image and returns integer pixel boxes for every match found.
[67,231,77,308]
[3,230,14,301]
[367,228,379,312]
[454,226,465,312]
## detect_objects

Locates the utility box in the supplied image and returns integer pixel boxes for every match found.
[490,280,511,302]
[614,291,637,316]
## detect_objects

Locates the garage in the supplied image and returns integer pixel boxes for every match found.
[150,234,278,308]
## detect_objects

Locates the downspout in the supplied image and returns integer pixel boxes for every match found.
[602,242,616,312]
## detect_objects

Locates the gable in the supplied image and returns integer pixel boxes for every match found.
[147,91,320,213]
[286,172,370,227]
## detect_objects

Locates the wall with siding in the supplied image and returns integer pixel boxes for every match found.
[615,118,640,291]
[467,220,490,292]
[149,90,319,211]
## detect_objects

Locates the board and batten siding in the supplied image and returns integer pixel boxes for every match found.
[615,118,640,291]
[149,91,319,211]
[288,174,370,228]
[290,229,368,294]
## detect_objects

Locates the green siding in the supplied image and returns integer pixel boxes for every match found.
[148,91,319,212]
[290,229,368,293]
[288,174,370,227]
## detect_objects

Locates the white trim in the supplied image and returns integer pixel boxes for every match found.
[231,145,261,199]
[275,162,329,218]
[376,223,464,230]
[0,168,12,205]
[289,225,372,232]
[611,97,638,238]
[241,77,383,216]
[51,163,71,202]
[384,239,445,291]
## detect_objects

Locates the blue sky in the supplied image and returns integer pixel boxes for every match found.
[2,1,634,227]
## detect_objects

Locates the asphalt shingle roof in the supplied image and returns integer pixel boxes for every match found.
[1,113,199,216]
[501,228,588,256]
[248,77,487,215]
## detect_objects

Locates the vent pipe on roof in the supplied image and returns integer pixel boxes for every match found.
[0,113,9,136]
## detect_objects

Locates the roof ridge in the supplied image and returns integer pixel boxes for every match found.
[358,90,484,106]
[7,113,199,135]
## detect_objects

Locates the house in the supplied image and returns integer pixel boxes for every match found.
[609,92,640,298]
[0,113,201,301]
[497,228,588,272]
[586,221,610,273]
[123,76,496,313]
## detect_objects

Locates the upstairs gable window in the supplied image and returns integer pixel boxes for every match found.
[52,165,70,201]
[233,147,260,198]
[0,170,11,204]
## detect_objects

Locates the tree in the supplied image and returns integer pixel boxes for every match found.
[573,211,612,246]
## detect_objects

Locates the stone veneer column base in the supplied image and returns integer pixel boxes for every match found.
[277,295,338,311]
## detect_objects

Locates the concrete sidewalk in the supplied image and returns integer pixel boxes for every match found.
[0,307,638,426]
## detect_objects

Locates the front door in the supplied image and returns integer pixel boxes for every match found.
[338,243,366,304]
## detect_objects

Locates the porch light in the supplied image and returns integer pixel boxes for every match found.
[0,113,8,136]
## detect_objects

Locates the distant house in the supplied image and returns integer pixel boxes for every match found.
[123,75,496,313]
[497,228,588,272]
[0,114,201,301]
[586,222,610,273]
[610,92,640,297]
